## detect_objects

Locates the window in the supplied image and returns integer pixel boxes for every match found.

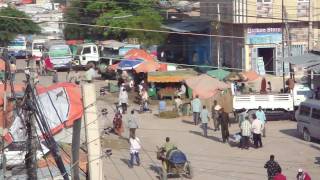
[297,0,309,17]
[257,0,272,3]
[257,0,272,17]
[299,105,311,116]
[93,46,97,53]
[311,108,320,120]
[83,47,91,54]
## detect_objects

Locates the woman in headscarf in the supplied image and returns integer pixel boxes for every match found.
[113,107,124,136]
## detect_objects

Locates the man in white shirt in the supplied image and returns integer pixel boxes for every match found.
[85,66,97,83]
[129,135,141,168]
[251,114,264,148]
[177,83,186,97]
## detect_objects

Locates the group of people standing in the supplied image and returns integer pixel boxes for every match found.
[239,106,266,149]
[191,96,230,143]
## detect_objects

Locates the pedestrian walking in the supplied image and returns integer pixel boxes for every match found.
[10,61,16,81]
[251,114,263,148]
[296,168,311,180]
[129,134,141,168]
[113,108,124,136]
[240,116,251,149]
[52,70,58,83]
[264,155,282,180]
[74,70,81,85]
[256,106,267,137]
[119,88,128,114]
[211,100,221,131]
[191,95,202,125]
[127,110,138,138]
[200,105,209,137]
[273,169,286,180]
[219,108,230,143]
[85,64,96,83]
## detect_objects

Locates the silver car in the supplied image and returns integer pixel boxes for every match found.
[296,99,320,141]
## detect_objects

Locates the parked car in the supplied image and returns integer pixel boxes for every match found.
[296,99,320,142]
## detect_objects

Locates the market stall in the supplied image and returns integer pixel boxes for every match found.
[147,70,198,99]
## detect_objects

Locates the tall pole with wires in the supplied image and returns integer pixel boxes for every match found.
[24,66,37,180]
[282,0,286,91]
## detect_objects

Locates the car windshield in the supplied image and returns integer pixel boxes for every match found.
[49,45,71,57]
[8,41,25,46]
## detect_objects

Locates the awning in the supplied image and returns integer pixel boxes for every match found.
[282,52,320,73]
[206,69,230,81]
[282,53,320,66]
[148,70,197,83]
[186,74,229,99]
[161,19,211,33]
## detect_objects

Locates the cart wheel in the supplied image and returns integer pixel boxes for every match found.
[184,161,193,179]
[160,168,167,180]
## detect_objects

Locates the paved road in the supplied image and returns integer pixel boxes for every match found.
[14,60,320,180]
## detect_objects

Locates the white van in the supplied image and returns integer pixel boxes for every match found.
[31,39,46,61]
[296,99,320,141]
[73,43,99,67]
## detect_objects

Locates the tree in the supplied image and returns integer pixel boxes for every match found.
[0,7,40,46]
[64,0,165,45]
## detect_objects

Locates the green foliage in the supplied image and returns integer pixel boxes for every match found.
[64,0,165,45]
[0,7,40,45]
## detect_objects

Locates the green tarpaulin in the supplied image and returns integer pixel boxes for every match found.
[206,69,230,81]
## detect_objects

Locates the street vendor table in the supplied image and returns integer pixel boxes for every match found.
[158,88,176,100]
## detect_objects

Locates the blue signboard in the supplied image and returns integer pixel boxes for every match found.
[246,28,282,44]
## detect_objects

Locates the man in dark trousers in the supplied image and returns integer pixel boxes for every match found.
[264,155,282,180]
[219,108,230,143]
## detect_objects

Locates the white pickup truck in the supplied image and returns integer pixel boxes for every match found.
[233,84,312,119]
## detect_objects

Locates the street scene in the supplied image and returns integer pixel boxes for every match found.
[0,0,319,180]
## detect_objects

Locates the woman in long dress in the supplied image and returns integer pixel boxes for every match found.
[113,108,124,136]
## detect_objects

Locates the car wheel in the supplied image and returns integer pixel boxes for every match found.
[303,129,311,142]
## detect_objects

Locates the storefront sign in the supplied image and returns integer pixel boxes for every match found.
[247,28,282,45]
[248,28,282,34]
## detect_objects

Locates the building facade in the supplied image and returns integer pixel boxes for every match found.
[200,0,320,76]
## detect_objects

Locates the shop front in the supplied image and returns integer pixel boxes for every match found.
[245,26,290,76]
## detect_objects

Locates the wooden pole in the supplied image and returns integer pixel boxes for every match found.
[82,83,102,180]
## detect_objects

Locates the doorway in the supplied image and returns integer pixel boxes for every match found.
[258,48,275,74]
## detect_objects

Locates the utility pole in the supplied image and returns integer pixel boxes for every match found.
[25,69,37,180]
[281,0,286,91]
[217,3,221,68]
[82,83,103,180]
[307,0,312,51]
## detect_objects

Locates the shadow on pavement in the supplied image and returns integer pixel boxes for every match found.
[279,129,300,139]
[181,119,194,125]
[189,130,222,143]
[120,158,129,166]
[149,164,161,176]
